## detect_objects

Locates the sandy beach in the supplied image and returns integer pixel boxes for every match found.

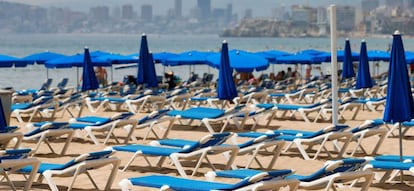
[2,100,414,191]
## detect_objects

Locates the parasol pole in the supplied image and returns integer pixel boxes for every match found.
[330,4,339,125]
[399,121,404,183]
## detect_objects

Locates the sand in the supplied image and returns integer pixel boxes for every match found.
[2,103,414,191]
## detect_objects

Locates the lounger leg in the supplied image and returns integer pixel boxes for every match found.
[119,179,132,191]
[104,160,120,191]
[43,171,59,191]
[169,154,188,178]
[61,131,74,155]
[1,171,17,191]
[67,168,82,191]
[86,171,100,190]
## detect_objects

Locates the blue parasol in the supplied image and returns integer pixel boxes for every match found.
[255,50,291,63]
[383,31,414,183]
[81,47,99,92]
[217,41,237,101]
[367,50,390,61]
[355,40,373,89]
[163,50,212,66]
[22,51,66,64]
[342,39,355,79]
[152,52,178,63]
[0,54,29,67]
[137,34,158,87]
[207,49,269,72]
[275,53,321,65]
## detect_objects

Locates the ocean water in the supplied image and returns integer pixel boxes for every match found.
[0,33,405,90]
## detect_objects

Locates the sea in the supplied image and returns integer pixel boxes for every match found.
[0,33,407,90]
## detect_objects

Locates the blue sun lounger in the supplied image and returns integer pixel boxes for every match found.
[256,99,330,123]
[119,169,300,191]
[286,158,374,190]
[363,154,414,183]
[123,109,179,141]
[166,105,247,133]
[68,112,134,145]
[237,124,351,160]
[109,132,239,177]
[19,150,120,191]
[0,148,40,191]
[23,122,74,155]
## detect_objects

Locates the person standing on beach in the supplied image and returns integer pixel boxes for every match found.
[95,66,108,87]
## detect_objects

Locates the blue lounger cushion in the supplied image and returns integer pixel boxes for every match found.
[138,109,170,125]
[1,148,32,160]
[374,155,414,162]
[11,103,32,111]
[214,169,292,179]
[0,126,19,133]
[74,116,112,125]
[20,150,113,173]
[128,175,251,191]
[274,103,321,110]
[24,122,69,137]
[112,144,193,156]
[368,160,414,171]
[287,158,366,182]
[167,107,225,120]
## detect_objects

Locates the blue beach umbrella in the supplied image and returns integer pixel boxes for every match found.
[383,31,414,181]
[342,39,355,79]
[275,53,321,65]
[217,41,237,101]
[98,53,138,64]
[355,40,373,89]
[137,34,157,87]
[367,50,390,61]
[22,51,66,64]
[152,52,178,63]
[255,50,291,63]
[207,49,269,72]
[81,47,99,92]
[45,53,110,68]
[0,54,29,67]
[163,50,212,66]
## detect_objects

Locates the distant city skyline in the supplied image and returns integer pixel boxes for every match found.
[5,0,359,18]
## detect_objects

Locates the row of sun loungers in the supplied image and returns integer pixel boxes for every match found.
[2,76,410,191]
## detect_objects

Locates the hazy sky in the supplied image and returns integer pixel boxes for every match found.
[7,0,359,17]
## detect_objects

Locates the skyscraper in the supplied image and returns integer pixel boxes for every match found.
[175,0,182,18]
[197,0,211,20]
[141,4,152,21]
[122,4,133,19]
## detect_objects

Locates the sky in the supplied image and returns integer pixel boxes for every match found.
[7,0,359,17]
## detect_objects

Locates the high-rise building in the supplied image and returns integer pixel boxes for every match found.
[122,4,133,19]
[336,6,356,32]
[361,0,379,13]
[244,8,253,19]
[226,3,232,23]
[141,4,152,21]
[406,0,414,8]
[89,6,109,22]
[197,0,211,20]
[385,0,403,7]
[175,0,182,18]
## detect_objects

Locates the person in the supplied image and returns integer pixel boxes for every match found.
[95,66,108,87]
[305,64,312,83]
[247,73,257,85]
[275,70,285,81]
[285,67,293,80]
[292,64,301,84]
[165,71,176,90]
